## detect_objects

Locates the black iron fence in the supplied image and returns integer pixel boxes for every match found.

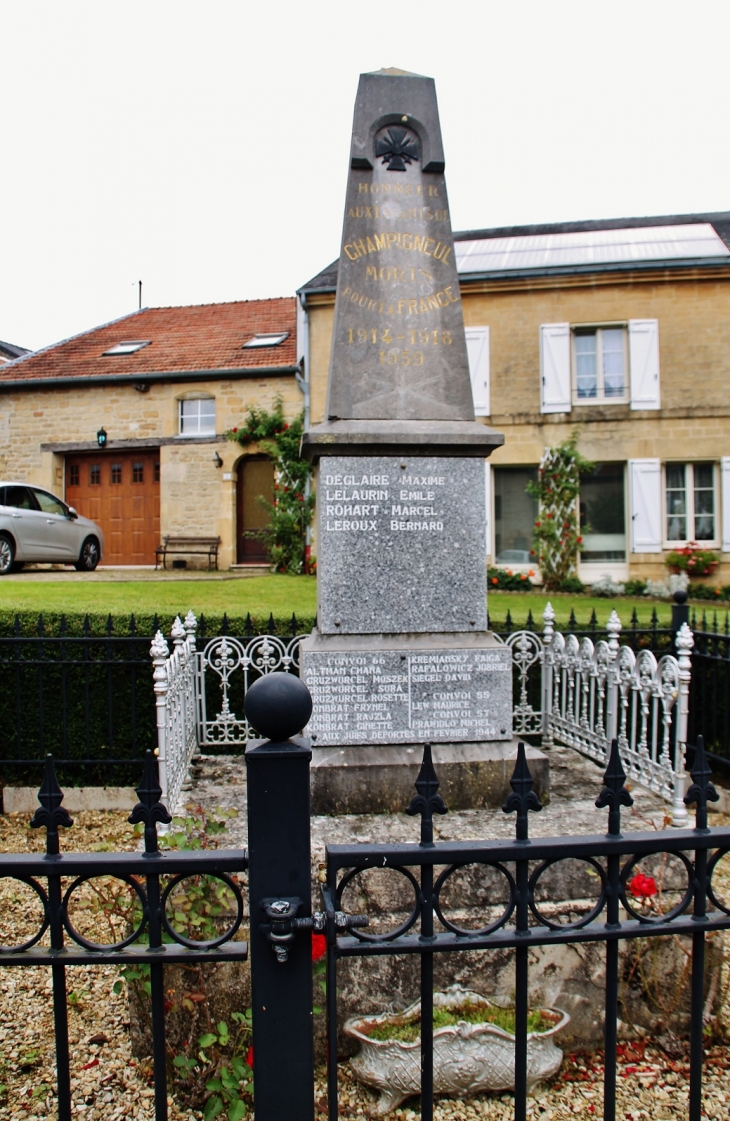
[1,672,729,1121]
[0,612,305,786]
[3,603,730,787]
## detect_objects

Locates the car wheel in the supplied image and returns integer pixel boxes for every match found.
[0,534,15,576]
[75,536,100,572]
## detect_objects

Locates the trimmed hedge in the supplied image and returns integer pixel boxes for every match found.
[0,612,315,789]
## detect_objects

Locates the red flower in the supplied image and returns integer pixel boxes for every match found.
[246,1045,254,1068]
[520,574,527,580]
[628,872,657,900]
[546,512,553,519]
[535,521,541,528]
[232,427,238,434]
[312,933,327,961]
[491,577,499,585]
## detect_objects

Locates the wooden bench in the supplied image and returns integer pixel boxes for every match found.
[155,535,221,571]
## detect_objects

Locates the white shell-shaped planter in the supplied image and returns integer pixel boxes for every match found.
[345,986,569,1115]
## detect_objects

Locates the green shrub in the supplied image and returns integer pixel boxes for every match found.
[624,579,648,597]
[557,576,586,594]
[487,567,534,592]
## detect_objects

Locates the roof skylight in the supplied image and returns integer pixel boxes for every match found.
[242,332,289,348]
[103,340,152,356]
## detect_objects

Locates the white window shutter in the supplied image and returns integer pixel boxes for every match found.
[629,319,660,410]
[484,460,491,558]
[629,458,662,552]
[722,458,730,552]
[540,324,571,413]
[465,326,490,416]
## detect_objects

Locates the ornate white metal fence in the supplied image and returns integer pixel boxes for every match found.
[196,633,302,748]
[149,611,199,811]
[538,604,693,826]
[151,605,694,824]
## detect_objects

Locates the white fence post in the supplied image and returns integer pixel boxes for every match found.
[150,631,170,805]
[672,622,694,828]
[542,602,555,746]
[605,610,622,743]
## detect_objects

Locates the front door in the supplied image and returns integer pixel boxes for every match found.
[66,451,160,565]
[236,457,274,563]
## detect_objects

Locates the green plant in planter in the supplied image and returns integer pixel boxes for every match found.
[665,543,720,577]
[527,434,594,593]
[226,397,315,575]
[364,1002,555,1042]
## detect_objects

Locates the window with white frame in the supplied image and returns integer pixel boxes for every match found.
[179,397,216,436]
[574,327,628,403]
[665,463,717,544]
[540,319,660,413]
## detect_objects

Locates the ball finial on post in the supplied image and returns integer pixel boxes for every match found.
[245,672,313,742]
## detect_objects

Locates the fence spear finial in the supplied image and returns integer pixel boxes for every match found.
[684,735,719,832]
[30,754,73,855]
[596,737,633,836]
[502,741,541,841]
[129,750,172,853]
[406,743,447,845]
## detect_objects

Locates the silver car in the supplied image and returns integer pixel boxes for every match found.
[0,482,104,574]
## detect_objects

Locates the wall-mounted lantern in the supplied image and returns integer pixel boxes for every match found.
[97,427,108,448]
[213,451,223,468]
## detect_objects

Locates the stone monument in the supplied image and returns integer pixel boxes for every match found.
[300,68,547,811]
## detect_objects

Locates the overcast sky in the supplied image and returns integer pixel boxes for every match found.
[2,0,730,352]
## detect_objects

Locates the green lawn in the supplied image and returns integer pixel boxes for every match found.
[0,572,698,630]
[0,574,318,622]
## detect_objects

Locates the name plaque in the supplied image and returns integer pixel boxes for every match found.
[317,454,488,635]
[302,645,511,746]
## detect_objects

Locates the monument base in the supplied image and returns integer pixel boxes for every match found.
[310,739,549,815]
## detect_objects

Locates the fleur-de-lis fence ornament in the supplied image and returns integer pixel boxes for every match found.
[502,741,542,841]
[30,755,73,855]
[684,735,719,831]
[374,126,420,171]
[406,743,447,845]
[595,737,634,836]
[129,749,172,854]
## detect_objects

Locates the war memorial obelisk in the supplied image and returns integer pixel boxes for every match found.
[300,69,546,810]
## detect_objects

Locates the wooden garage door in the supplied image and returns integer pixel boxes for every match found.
[65,451,160,565]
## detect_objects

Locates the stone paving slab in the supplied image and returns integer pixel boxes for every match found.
[186,745,673,852]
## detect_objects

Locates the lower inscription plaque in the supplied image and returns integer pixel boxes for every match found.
[301,642,512,746]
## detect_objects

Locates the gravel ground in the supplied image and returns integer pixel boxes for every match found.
[1,768,729,1120]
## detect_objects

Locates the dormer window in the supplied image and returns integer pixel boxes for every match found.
[242,333,289,348]
[103,340,151,356]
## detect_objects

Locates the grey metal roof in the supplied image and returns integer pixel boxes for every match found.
[299,211,730,293]
[0,340,30,361]
[455,223,730,275]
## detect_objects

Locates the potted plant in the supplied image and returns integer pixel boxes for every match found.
[344,985,569,1115]
[665,543,719,578]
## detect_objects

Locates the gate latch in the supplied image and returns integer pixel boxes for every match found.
[260,897,368,963]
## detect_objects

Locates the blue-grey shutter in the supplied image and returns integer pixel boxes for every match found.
[465,326,490,416]
[540,324,571,413]
[629,458,662,552]
[629,320,660,410]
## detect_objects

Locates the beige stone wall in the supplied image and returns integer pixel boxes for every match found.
[0,375,303,569]
[305,270,730,582]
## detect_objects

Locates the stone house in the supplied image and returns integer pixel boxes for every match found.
[298,211,730,585]
[0,299,301,568]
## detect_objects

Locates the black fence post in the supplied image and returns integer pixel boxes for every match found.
[245,673,315,1121]
[672,587,690,653]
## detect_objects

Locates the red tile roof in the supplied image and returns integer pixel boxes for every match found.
[0,299,297,383]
